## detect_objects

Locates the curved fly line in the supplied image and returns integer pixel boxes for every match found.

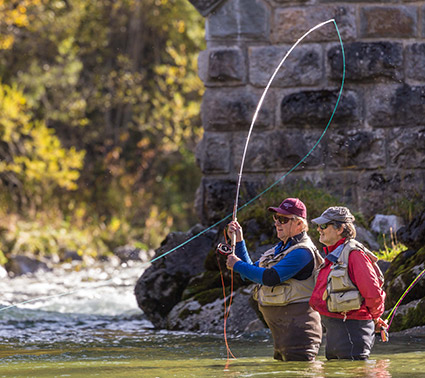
[1,19,345,312]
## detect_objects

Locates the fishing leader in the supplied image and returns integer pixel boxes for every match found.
[226,198,323,361]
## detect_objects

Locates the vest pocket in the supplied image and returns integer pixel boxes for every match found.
[328,266,353,292]
[327,290,363,313]
[255,283,291,306]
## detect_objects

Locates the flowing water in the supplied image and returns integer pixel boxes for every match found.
[1,260,425,377]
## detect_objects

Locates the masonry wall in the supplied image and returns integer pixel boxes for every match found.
[192,0,425,224]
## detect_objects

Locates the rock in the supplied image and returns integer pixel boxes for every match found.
[60,249,83,262]
[280,89,360,127]
[384,247,425,308]
[377,260,391,275]
[355,226,380,251]
[0,265,7,278]
[134,224,218,328]
[188,0,225,17]
[5,255,51,277]
[328,41,403,82]
[113,245,153,263]
[397,210,425,251]
[167,285,262,335]
[370,214,405,235]
[387,298,425,332]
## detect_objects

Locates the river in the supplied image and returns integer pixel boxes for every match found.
[1,260,425,377]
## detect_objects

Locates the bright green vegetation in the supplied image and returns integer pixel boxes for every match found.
[0,0,204,262]
[376,230,408,262]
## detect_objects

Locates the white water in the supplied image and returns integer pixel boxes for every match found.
[0,260,154,345]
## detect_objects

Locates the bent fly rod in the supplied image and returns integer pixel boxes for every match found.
[224,18,346,252]
[215,19,346,364]
[1,19,346,313]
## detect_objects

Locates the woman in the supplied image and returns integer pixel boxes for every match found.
[309,206,387,360]
[226,198,323,361]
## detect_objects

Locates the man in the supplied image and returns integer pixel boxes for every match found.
[309,206,386,360]
[226,198,323,361]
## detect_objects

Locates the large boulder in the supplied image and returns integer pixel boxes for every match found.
[397,210,425,251]
[383,211,425,331]
[134,224,217,328]
[371,214,404,235]
[5,254,51,277]
[167,285,264,334]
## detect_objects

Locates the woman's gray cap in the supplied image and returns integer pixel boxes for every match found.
[311,206,355,224]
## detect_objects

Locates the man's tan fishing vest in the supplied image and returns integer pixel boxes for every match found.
[253,234,324,307]
[324,239,384,314]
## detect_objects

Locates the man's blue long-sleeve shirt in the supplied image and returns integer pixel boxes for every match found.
[232,233,314,286]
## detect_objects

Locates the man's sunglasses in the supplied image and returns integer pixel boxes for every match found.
[273,215,294,225]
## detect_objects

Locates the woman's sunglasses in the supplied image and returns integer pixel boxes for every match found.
[273,215,294,225]
[318,222,335,230]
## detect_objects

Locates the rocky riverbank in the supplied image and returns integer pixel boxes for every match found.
[134,210,425,335]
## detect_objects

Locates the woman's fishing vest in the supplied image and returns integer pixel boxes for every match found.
[253,234,324,307]
[324,239,384,314]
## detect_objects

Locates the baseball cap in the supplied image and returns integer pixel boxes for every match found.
[311,206,355,224]
[268,198,307,219]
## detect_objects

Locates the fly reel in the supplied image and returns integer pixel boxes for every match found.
[216,243,233,256]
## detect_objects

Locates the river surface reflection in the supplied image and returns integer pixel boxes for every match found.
[1,261,424,377]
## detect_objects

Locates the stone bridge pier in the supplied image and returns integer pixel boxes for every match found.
[189,0,425,224]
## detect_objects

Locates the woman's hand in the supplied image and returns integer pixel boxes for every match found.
[227,221,244,243]
[226,254,241,270]
[373,317,388,332]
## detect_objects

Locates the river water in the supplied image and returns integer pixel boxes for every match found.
[1,260,425,377]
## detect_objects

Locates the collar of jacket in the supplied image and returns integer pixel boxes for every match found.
[323,237,346,257]
[275,231,306,255]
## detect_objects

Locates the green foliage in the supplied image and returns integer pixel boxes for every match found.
[0,211,143,260]
[0,0,205,259]
[376,229,408,262]
[0,83,85,208]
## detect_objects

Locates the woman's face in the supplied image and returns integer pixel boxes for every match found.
[317,222,343,246]
[273,214,298,242]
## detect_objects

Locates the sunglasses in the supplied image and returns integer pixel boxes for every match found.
[318,222,335,230]
[273,215,294,225]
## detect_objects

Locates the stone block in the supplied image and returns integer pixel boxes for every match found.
[367,84,425,127]
[195,178,236,224]
[280,89,360,128]
[188,0,226,17]
[272,6,356,44]
[201,87,275,131]
[356,170,425,218]
[406,43,425,82]
[319,170,359,208]
[196,132,231,173]
[360,6,418,38]
[388,127,425,169]
[249,44,323,88]
[319,0,392,2]
[232,129,323,172]
[195,177,261,224]
[323,128,386,169]
[328,42,403,82]
[198,47,246,84]
[206,0,270,41]
[423,6,425,38]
